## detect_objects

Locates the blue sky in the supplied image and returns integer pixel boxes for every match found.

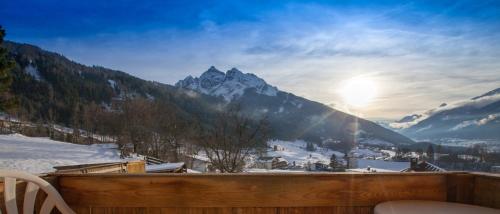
[2,0,500,119]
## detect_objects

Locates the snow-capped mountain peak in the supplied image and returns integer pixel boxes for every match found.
[176,66,278,101]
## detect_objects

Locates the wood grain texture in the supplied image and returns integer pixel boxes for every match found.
[473,174,500,209]
[126,161,146,174]
[446,173,474,204]
[278,207,372,214]
[58,173,447,208]
[4,172,499,214]
[71,207,372,214]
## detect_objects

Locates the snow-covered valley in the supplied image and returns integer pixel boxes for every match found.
[0,133,409,174]
[0,134,133,173]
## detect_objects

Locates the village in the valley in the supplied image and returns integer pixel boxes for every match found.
[3,114,492,174]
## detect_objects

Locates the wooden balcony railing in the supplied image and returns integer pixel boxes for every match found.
[1,172,499,214]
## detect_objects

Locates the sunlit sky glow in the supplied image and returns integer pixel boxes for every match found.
[2,0,500,120]
[338,77,378,108]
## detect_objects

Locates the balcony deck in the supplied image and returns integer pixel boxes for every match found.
[1,172,499,214]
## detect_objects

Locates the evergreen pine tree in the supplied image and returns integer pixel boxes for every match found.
[329,153,338,168]
[426,144,434,161]
[0,26,15,112]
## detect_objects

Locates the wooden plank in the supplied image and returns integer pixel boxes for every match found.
[90,207,235,214]
[446,173,474,204]
[72,207,373,214]
[232,208,276,214]
[71,207,91,214]
[91,207,148,214]
[58,173,447,208]
[126,161,146,174]
[473,174,500,209]
[278,207,372,214]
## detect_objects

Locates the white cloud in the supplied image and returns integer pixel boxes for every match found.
[17,3,500,119]
[450,113,500,131]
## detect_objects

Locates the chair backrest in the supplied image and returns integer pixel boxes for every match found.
[0,170,75,214]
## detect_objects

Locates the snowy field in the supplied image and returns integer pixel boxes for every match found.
[357,159,409,171]
[359,138,394,146]
[266,140,345,167]
[0,134,131,174]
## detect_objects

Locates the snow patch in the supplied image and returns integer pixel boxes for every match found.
[266,140,344,167]
[357,159,409,171]
[278,106,284,113]
[359,138,394,146]
[108,79,117,89]
[24,64,42,81]
[146,162,185,172]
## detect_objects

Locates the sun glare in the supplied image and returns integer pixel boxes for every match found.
[339,77,378,107]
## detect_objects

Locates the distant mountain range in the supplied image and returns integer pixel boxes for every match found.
[3,41,414,146]
[390,88,500,141]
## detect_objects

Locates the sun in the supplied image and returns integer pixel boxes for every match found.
[339,77,378,107]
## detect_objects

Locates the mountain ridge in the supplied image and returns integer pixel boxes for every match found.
[391,87,500,141]
[176,66,278,101]
[3,40,415,146]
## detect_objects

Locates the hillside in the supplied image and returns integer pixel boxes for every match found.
[391,88,500,141]
[3,41,414,146]
[3,41,220,126]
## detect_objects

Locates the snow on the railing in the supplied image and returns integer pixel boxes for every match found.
[146,162,185,172]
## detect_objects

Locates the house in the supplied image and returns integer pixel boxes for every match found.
[314,162,330,171]
[434,153,449,161]
[458,154,481,162]
[305,161,329,171]
[186,155,211,172]
[272,157,289,169]
[255,156,274,169]
[400,158,446,172]
[255,156,289,169]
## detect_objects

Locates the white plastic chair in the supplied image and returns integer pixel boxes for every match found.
[0,170,75,214]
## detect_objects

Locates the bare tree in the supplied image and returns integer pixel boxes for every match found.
[120,97,154,154]
[152,101,191,162]
[197,105,268,173]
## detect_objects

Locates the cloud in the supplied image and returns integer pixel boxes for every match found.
[391,93,500,129]
[450,113,500,131]
[8,1,500,119]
